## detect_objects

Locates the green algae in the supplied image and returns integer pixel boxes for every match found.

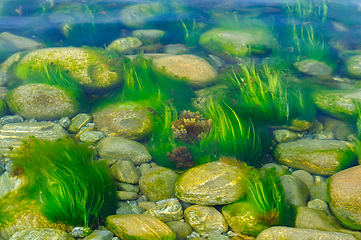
[0,137,117,228]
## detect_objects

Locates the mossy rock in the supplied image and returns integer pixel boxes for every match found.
[106,214,176,240]
[312,89,361,121]
[6,83,80,121]
[92,101,154,141]
[273,139,356,176]
[14,47,122,92]
[199,28,273,61]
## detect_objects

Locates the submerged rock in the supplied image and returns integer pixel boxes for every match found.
[184,205,227,237]
[153,54,218,88]
[132,29,165,44]
[0,32,43,62]
[9,228,74,240]
[92,101,154,141]
[294,59,333,76]
[273,139,356,175]
[14,47,121,92]
[107,37,142,53]
[119,2,167,29]
[175,158,249,205]
[256,226,357,240]
[0,122,68,157]
[97,137,152,165]
[105,214,176,240]
[6,83,80,121]
[139,166,178,202]
[199,28,273,61]
[328,165,361,230]
[345,55,361,78]
[312,89,361,121]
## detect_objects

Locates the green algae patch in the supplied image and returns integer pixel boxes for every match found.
[0,137,117,229]
[14,47,122,92]
[106,214,176,240]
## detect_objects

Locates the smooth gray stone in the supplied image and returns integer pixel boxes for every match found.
[9,228,75,240]
[0,122,68,156]
[111,160,141,184]
[97,137,152,165]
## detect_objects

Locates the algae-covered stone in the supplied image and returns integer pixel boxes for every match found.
[9,228,75,240]
[256,226,357,240]
[294,59,333,76]
[273,139,356,175]
[328,165,361,230]
[105,214,176,240]
[6,83,80,121]
[222,200,268,237]
[144,200,183,222]
[119,2,167,28]
[312,89,361,121]
[111,160,141,184]
[346,55,361,78]
[97,137,152,165]
[0,122,68,156]
[166,221,192,240]
[153,54,218,88]
[139,166,178,202]
[175,159,249,205]
[14,47,121,92]
[107,37,142,53]
[92,101,154,141]
[199,28,273,61]
[295,206,361,239]
[132,29,165,44]
[184,205,227,237]
[83,230,114,240]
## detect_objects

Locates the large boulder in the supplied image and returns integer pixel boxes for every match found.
[14,47,122,92]
[175,158,249,205]
[327,165,361,230]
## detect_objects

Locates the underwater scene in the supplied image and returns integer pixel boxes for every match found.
[1,0,361,239]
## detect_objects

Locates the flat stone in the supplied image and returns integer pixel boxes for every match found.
[328,165,361,230]
[9,228,74,240]
[97,137,152,165]
[83,230,114,240]
[256,226,357,240]
[153,54,218,88]
[144,200,183,222]
[295,206,361,239]
[294,59,333,76]
[273,139,356,175]
[116,191,138,201]
[175,159,249,205]
[116,205,145,215]
[115,182,139,193]
[184,205,227,237]
[271,129,299,143]
[105,214,176,240]
[292,170,315,191]
[0,122,68,156]
[68,113,92,133]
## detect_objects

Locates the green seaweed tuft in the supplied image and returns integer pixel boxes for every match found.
[5,137,117,228]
